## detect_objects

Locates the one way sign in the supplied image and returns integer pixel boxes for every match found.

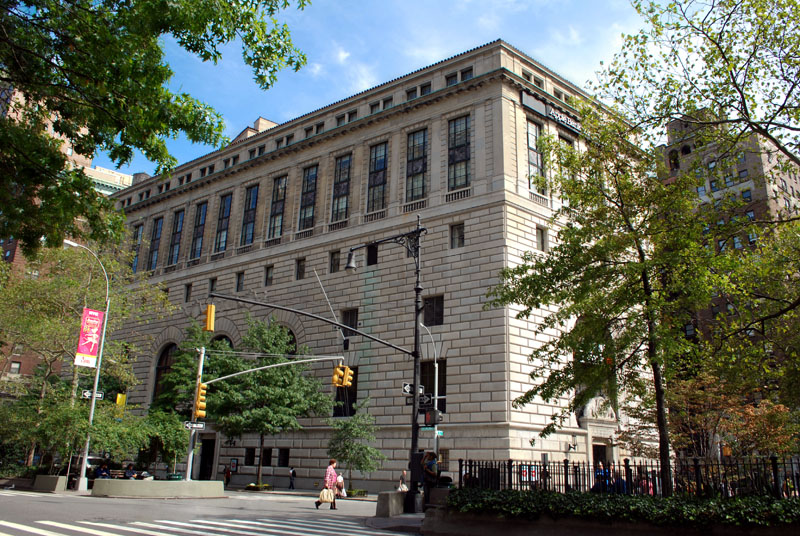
[402,382,424,396]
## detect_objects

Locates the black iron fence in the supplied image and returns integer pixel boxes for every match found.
[457,456,800,499]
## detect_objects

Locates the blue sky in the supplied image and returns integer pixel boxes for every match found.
[93,0,643,175]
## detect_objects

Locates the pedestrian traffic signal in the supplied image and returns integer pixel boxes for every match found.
[203,304,215,332]
[342,366,354,387]
[332,365,345,387]
[194,382,208,419]
[424,409,442,425]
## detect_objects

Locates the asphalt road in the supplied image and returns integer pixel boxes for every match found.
[0,489,420,536]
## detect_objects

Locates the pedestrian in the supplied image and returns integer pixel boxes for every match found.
[421,452,438,508]
[289,466,296,489]
[124,463,137,479]
[224,465,231,488]
[398,469,408,492]
[336,473,346,498]
[94,463,111,479]
[315,458,338,510]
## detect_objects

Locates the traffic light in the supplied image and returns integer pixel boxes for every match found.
[332,365,345,387]
[203,304,215,332]
[342,366,354,387]
[194,382,208,420]
[424,409,442,425]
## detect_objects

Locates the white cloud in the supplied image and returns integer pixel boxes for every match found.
[307,63,323,77]
[335,47,351,64]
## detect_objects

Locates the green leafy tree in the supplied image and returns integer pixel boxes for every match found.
[599,0,800,449]
[156,317,332,485]
[487,103,713,496]
[325,399,386,488]
[603,0,800,168]
[212,317,332,485]
[0,0,309,253]
[0,241,173,464]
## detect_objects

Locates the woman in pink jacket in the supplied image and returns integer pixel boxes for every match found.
[315,458,338,510]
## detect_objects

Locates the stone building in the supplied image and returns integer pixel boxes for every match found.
[112,40,622,490]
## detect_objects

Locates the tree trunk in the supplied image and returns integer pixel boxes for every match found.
[256,433,264,486]
[639,260,673,497]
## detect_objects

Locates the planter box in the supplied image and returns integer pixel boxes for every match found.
[32,475,67,492]
[421,509,800,536]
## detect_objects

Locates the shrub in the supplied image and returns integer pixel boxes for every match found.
[446,489,800,527]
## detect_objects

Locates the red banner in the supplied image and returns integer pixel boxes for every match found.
[74,308,104,368]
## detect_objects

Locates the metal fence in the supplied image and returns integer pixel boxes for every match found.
[457,456,800,499]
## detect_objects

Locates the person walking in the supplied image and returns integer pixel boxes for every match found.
[289,467,296,489]
[421,452,439,508]
[224,465,231,488]
[398,469,408,492]
[315,459,338,510]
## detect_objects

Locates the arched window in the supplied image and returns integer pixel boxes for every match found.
[211,335,233,348]
[152,343,177,402]
[668,150,680,171]
[286,329,297,355]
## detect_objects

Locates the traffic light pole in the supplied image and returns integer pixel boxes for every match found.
[184,347,205,482]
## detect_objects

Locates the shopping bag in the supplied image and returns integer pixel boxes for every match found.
[319,488,335,503]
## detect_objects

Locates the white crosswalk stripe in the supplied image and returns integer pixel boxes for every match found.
[0,490,57,498]
[0,516,406,536]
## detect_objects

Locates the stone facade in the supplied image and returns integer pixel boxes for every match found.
[112,40,620,491]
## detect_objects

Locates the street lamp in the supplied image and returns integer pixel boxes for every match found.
[346,215,426,513]
[64,239,110,492]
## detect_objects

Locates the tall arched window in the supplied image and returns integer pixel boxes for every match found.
[668,150,680,171]
[152,343,177,402]
[211,335,233,348]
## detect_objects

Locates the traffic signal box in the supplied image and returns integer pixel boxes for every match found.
[332,365,345,387]
[424,409,442,425]
[342,366,353,387]
[194,382,208,419]
[332,365,353,387]
[203,304,215,332]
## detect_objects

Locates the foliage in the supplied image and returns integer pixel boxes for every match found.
[487,102,712,494]
[0,0,308,253]
[602,0,800,168]
[139,410,189,470]
[0,242,173,404]
[245,483,273,491]
[154,317,331,484]
[446,488,800,527]
[325,399,386,485]
[597,0,800,455]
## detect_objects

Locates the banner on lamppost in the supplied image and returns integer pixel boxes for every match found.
[75,308,104,368]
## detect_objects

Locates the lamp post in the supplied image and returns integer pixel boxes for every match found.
[346,215,426,513]
[64,240,110,492]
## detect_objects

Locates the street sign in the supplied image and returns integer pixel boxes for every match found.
[81,390,104,400]
[420,426,434,431]
[402,383,424,396]
[183,421,206,430]
[437,430,444,437]
[419,393,433,405]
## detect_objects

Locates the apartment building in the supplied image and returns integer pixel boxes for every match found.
[663,117,800,339]
[112,40,623,489]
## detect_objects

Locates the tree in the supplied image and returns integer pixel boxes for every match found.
[326,399,386,488]
[0,241,173,464]
[0,0,309,253]
[487,103,713,496]
[603,0,800,168]
[156,318,332,485]
[600,0,800,448]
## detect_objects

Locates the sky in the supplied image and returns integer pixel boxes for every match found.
[93,0,643,176]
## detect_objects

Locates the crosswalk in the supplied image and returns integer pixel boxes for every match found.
[0,516,405,536]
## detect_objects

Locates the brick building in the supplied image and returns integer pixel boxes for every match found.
[112,40,624,489]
